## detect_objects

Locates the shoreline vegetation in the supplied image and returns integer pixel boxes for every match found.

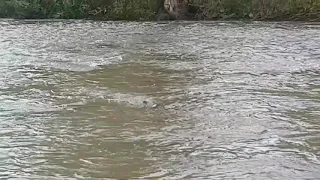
[0,0,319,21]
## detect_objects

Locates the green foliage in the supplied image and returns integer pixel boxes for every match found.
[91,0,162,20]
[0,0,163,20]
[0,0,91,19]
[189,0,320,21]
[0,0,319,21]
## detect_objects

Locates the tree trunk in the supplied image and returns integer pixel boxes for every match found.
[164,0,188,20]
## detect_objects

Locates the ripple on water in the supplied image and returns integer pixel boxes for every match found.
[0,19,319,179]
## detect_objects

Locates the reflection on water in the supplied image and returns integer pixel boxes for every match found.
[0,19,319,179]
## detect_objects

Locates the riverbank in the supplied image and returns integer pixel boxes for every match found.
[0,0,319,21]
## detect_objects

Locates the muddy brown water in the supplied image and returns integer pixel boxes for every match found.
[0,19,319,179]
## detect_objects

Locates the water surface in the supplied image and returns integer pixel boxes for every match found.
[0,19,319,179]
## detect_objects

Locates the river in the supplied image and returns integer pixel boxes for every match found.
[0,19,319,179]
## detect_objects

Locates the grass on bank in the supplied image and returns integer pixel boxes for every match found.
[0,0,163,20]
[0,0,319,21]
[0,0,90,19]
[189,0,320,21]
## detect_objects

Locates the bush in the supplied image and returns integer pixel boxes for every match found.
[0,0,91,19]
[0,0,319,21]
[0,0,162,20]
[90,0,163,20]
[189,0,320,21]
